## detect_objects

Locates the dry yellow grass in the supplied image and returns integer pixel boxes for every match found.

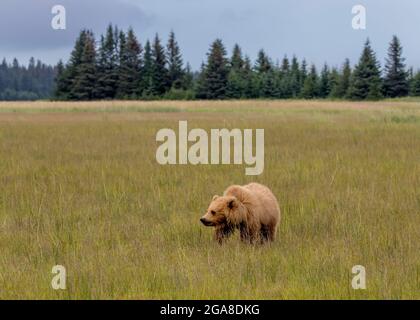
[1,99,420,112]
[0,100,419,299]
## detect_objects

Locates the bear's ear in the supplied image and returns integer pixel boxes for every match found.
[212,195,219,201]
[227,197,237,209]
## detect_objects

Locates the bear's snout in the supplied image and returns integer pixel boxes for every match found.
[200,217,213,226]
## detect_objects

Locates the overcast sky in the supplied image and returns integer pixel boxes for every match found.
[1,0,420,70]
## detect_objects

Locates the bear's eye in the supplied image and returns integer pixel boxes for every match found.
[211,210,216,215]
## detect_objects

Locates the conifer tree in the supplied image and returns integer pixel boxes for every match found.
[0,59,7,94]
[116,30,127,98]
[227,70,245,99]
[117,28,142,98]
[182,63,194,91]
[280,56,290,74]
[55,30,87,99]
[68,31,88,73]
[151,33,169,96]
[53,60,68,100]
[195,62,208,99]
[255,49,272,74]
[318,64,331,98]
[289,56,301,97]
[299,59,308,95]
[409,71,420,96]
[348,39,383,100]
[71,31,97,100]
[198,39,229,99]
[95,24,119,99]
[301,64,319,99]
[24,57,36,92]
[407,67,414,93]
[254,50,274,98]
[279,56,292,98]
[334,59,352,98]
[167,31,184,89]
[328,67,340,99]
[118,30,127,66]
[383,35,409,98]
[242,56,256,98]
[260,70,279,98]
[227,44,246,98]
[231,44,245,70]
[141,40,154,97]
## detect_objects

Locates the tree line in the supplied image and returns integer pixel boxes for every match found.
[3,24,420,101]
[0,58,56,100]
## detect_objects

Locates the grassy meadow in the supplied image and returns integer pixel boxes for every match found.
[0,100,419,299]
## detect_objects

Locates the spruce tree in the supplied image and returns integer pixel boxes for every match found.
[299,59,308,95]
[410,71,420,96]
[199,39,229,99]
[261,70,279,98]
[151,33,169,96]
[280,56,290,74]
[348,39,383,100]
[227,69,245,99]
[118,28,142,98]
[289,56,301,97]
[328,67,340,99]
[118,30,126,67]
[141,40,154,97]
[68,31,88,71]
[318,64,331,98]
[255,49,272,74]
[383,35,409,98]
[231,44,245,70]
[279,56,292,98]
[25,57,36,92]
[116,30,128,99]
[95,24,119,99]
[301,64,319,99]
[53,60,69,100]
[71,31,97,100]
[0,59,7,94]
[195,62,208,99]
[242,56,256,98]
[335,59,352,98]
[227,44,246,98]
[254,50,273,98]
[56,30,87,100]
[12,67,20,95]
[167,31,184,89]
[407,67,414,94]
[181,63,194,91]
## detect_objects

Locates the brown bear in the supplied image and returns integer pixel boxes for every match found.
[200,183,281,244]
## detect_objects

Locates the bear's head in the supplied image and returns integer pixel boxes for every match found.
[200,195,246,227]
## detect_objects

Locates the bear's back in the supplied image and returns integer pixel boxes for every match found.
[243,183,280,225]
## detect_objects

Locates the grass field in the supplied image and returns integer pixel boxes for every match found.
[0,100,419,299]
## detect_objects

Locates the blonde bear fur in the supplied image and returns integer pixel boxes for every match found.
[200,183,281,244]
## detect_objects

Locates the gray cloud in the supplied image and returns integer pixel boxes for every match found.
[0,0,152,51]
[1,0,420,70]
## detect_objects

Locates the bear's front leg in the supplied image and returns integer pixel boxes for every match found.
[214,225,234,244]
